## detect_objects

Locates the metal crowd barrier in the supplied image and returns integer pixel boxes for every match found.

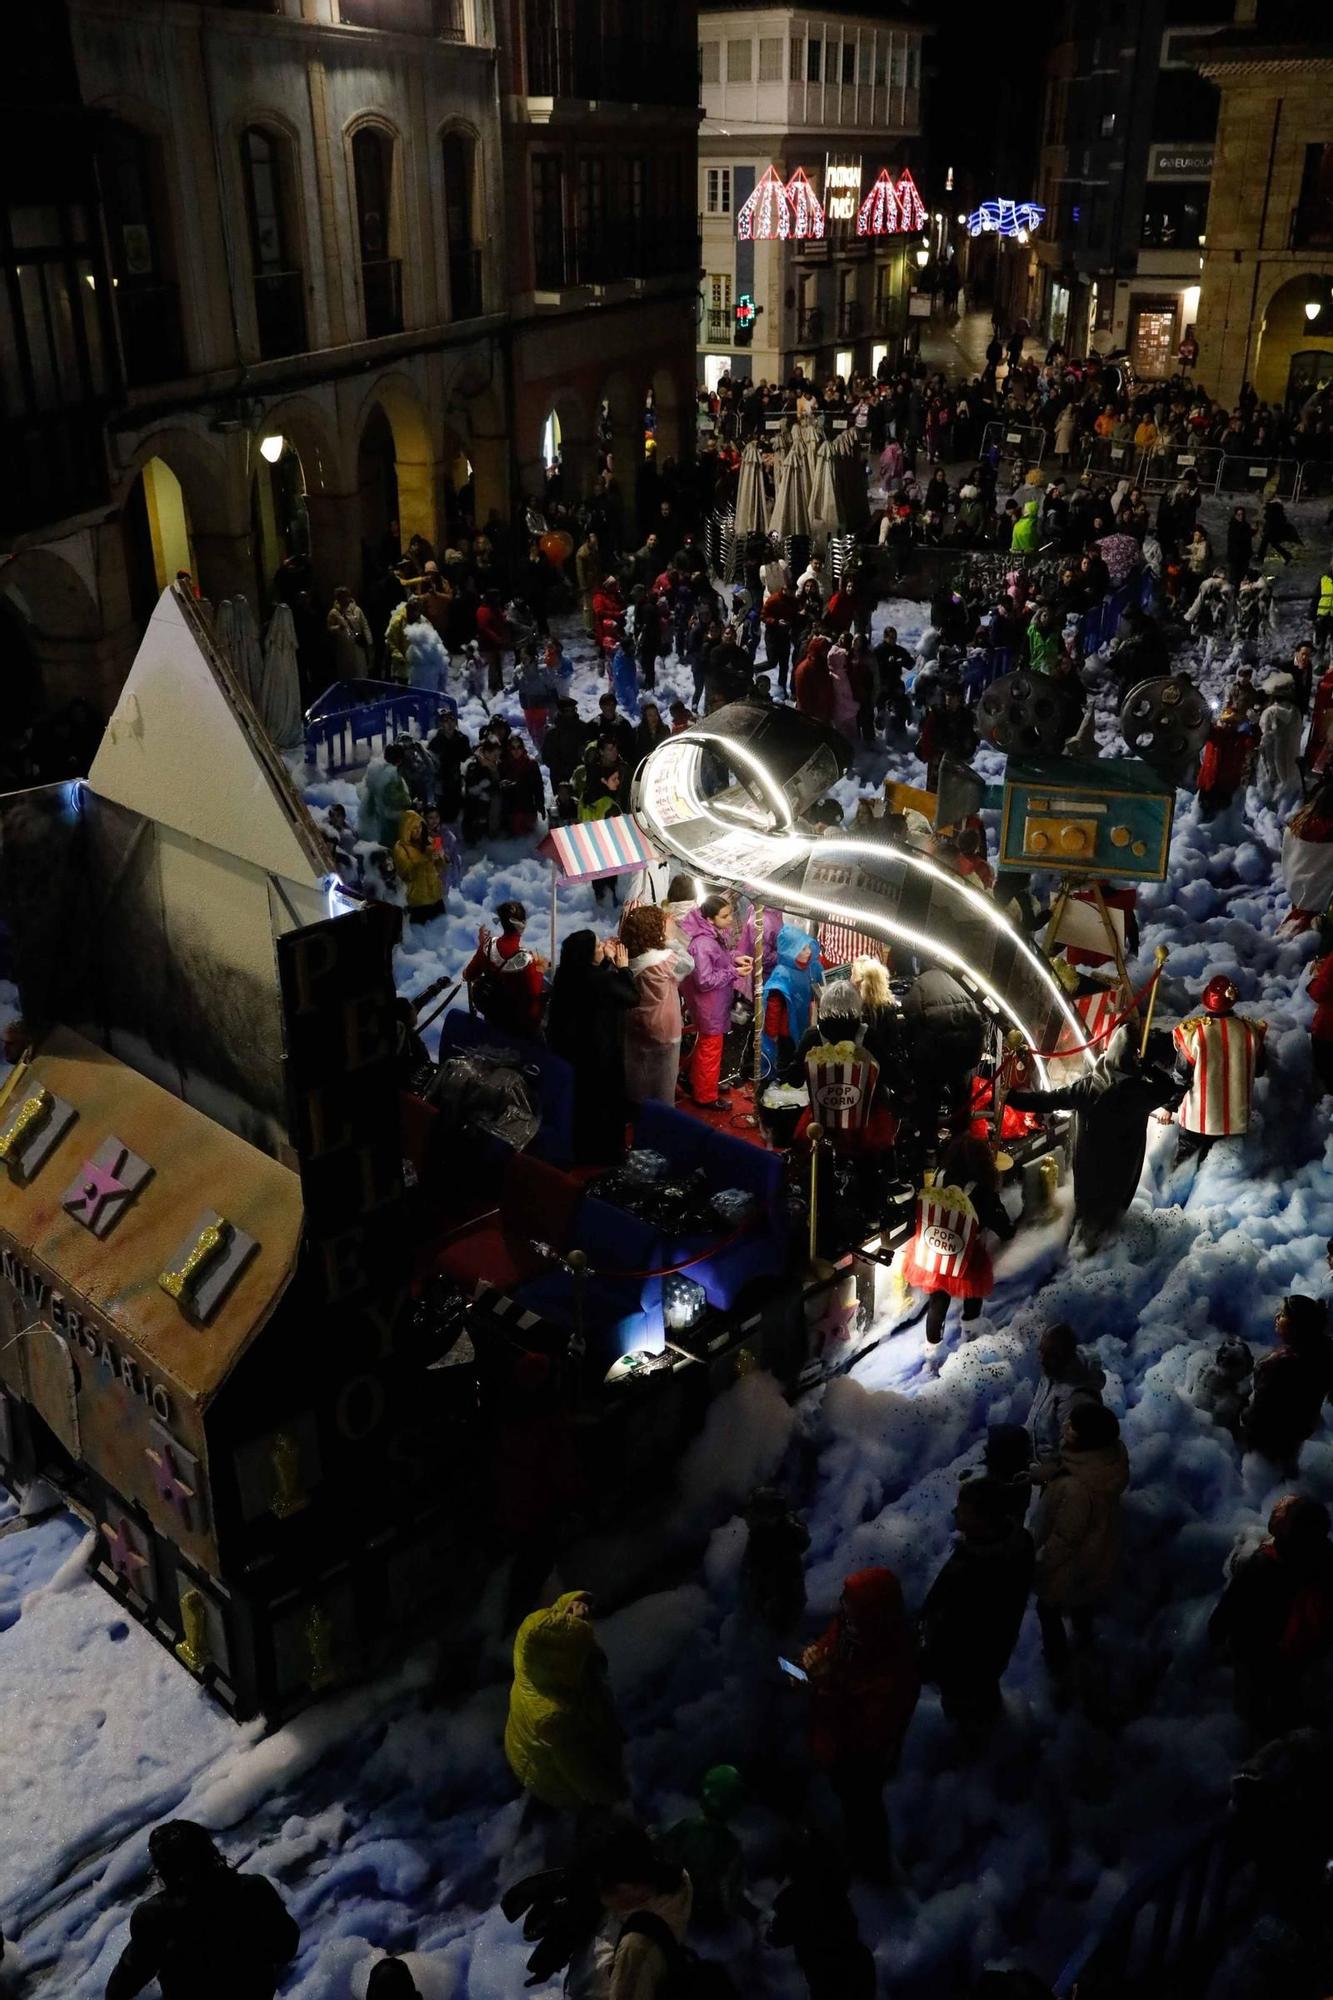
[1080,438,1140,478]
[1213,453,1300,499]
[1295,460,1333,500]
[982,418,1047,466]
[1137,444,1223,494]
[303,688,441,774]
[1054,1815,1246,1998]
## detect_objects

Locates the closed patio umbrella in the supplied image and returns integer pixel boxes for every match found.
[733,437,770,541]
[770,423,814,540]
[232,594,265,709]
[260,602,304,749]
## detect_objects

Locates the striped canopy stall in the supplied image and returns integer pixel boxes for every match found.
[537,818,665,956]
[538,817,660,882]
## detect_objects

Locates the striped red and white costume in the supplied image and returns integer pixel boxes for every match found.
[903,1182,992,1300]
[1049,984,1125,1084]
[805,1050,879,1134]
[1173,1013,1266,1137]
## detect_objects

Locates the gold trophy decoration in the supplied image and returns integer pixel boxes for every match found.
[0,1089,52,1174]
[158,1218,229,1303]
[175,1587,212,1673]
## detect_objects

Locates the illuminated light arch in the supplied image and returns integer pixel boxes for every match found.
[735,165,792,242]
[856,169,901,237]
[633,728,1087,1088]
[967,199,1046,239]
[784,167,825,240]
[894,168,928,233]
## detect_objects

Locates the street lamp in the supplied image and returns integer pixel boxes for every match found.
[1306,296,1323,323]
[915,243,930,269]
[259,434,285,464]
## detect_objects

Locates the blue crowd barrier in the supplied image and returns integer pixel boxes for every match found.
[1054,1814,1246,1997]
[303,688,448,773]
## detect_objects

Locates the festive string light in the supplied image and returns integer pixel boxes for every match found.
[966,198,1046,239]
[783,167,826,239]
[735,165,792,241]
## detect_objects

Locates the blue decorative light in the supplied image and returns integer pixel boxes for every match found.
[966,199,1046,239]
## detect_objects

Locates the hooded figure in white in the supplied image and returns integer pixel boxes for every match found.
[1257,672,1303,799]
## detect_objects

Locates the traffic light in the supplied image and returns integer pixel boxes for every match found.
[733,294,758,346]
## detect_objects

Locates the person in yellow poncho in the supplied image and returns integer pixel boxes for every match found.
[503,1590,626,1810]
[391,810,445,923]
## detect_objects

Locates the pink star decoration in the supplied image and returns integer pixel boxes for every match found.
[145,1440,196,1519]
[102,1516,149,1582]
[66,1158,129,1228]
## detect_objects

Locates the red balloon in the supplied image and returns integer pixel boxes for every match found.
[540,530,573,566]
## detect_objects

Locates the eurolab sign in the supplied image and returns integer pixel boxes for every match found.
[736,162,927,240]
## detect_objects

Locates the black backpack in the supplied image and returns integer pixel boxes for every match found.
[618,1912,740,2000]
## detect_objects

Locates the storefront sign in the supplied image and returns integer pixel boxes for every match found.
[824,157,863,224]
[1149,147,1214,180]
[0,1245,173,1422]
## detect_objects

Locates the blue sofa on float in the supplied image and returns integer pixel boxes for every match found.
[630,1101,788,1314]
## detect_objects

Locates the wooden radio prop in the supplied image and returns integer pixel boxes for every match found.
[998,756,1173,883]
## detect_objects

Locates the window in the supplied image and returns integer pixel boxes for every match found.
[241,126,306,359]
[531,154,564,288]
[790,36,803,78]
[99,119,185,386]
[1140,182,1209,249]
[352,127,401,336]
[873,43,886,85]
[707,270,731,337]
[576,156,605,239]
[700,40,719,83]
[1295,143,1333,249]
[758,37,783,82]
[442,129,481,317]
[1100,112,1117,138]
[841,41,855,84]
[726,39,752,83]
[706,167,731,215]
[889,42,905,89]
[907,42,920,88]
[806,38,821,81]
[857,39,873,85]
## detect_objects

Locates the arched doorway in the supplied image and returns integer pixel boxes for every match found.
[123,455,196,631]
[250,440,310,607]
[1254,273,1333,408]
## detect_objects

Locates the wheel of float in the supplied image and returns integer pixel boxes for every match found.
[975,669,1073,754]
[1120,674,1211,773]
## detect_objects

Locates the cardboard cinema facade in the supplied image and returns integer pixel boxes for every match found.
[0,586,459,1719]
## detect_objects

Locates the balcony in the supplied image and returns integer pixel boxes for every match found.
[116,281,186,387]
[361,257,403,339]
[522,25,698,108]
[253,269,307,361]
[872,296,899,336]
[837,301,863,338]
[704,308,731,342]
[796,306,824,344]
[448,246,484,319]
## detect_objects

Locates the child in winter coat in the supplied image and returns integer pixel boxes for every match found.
[679,893,752,1109]
[1257,672,1303,798]
[740,1486,810,1636]
[1031,1401,1129,1677]
[621,903,690,1106]
[801,1567,920,1882]
[391,810,445,923]
[769,1846,876,2000]
[903,1135,1017,1345]
[503,1591,626,1810]
[759,924,823,1084]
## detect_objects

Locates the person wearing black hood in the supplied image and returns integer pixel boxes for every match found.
[1210,1495,1333,1738]
[104,1820,299,2000]
[546,928,637,1164]
[919,1475,1035,1740]
[1007,1022,1182,1251]
[1241,1295,1333,1468]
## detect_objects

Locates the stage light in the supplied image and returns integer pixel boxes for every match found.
[663,1274,707,1332]
[259,434,285,463]
[1306,298,1323,323]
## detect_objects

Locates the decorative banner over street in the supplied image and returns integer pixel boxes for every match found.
[855,167,928,237]
[824,156,862,225]
[735,165,792,241]
[966,198,1046,239]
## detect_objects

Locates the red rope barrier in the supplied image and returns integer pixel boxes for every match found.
[1026,966,1165,1061]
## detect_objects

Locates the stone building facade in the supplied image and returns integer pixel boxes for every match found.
[1190,4,1333,411]
[2,0,701,736]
